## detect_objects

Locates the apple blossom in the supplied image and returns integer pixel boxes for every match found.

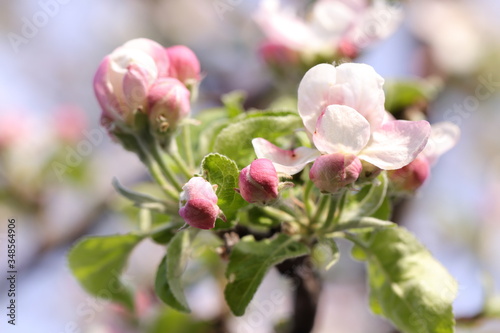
[179,177,225,230]
[238,159,280,205]
[253,63,431,185]
[93,38,200,134]
[94,38,170,125]
[388,122,460,191]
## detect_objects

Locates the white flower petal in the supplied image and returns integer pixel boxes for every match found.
[359,120,431,170]
[312,105,371,155]
[334,63,386,128]
[298,63,337,134]
[298,63,386,135]
[252,138,320,175]
[422,122,460,165]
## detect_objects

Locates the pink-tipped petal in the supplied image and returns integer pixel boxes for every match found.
[252,138,320,175]
[422,122,460,165]
[122,38,170,77]
[93,56,125,120]
[123,63,152,111]
[93,57,112,113]
[359,120,431,170]
[298,63,337,134]
[312,105,371,155]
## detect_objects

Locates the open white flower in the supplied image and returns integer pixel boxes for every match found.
[253,63,431,174]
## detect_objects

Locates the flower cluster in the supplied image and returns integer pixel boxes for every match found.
[253,62,433,194]
[93,38,200,138]
[92,40,461,230]
[254,0,402,65]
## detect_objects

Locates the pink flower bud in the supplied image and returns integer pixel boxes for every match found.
[179,177,223,230]
[93,38,170,125]
[166,45,201,85]
[258,41,300,67]
[147,78,190,133]
[238,159,279,205]
[309,153,362,194]
[337,38,359,59]
[387,156,430,192]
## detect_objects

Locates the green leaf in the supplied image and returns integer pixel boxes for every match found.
[191,108,229,160]
[166,229,199,312]
[349,227,457,333]
[384,79,441,114]
[312,238,340,271]
[112,178,172,212]
[151,222,184,245]
[341,173,388,222]
[238,206,283,228]
[201,153,247,224]
[148,306,211,333]
[370,196,392,221]
[155,256,187,312]
[213,112,302,168]
[225,234,310,316]
[68,234,144,310]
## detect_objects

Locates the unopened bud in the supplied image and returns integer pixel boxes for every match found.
[238,159,279,205]
[93,38,170,128]
[258,41,300,67]
[388,156,430,192]
[309,153,362,194]
[179,177,224,230]
[166,45,201,86]
[147,78,191,134]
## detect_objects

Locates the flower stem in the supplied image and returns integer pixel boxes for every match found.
[333,189,348,225]
[182,124,195,169]
[145,158,179,201]
[312,194,329,226]
[150,143,183,192]
[170,138,194,179]
[323,195,339,231]
[260,206,295,222]
[139,207,152,232]
[304,180,314,220]
[130,132,180,201]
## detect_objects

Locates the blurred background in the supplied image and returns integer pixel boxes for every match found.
[0,0,500,332]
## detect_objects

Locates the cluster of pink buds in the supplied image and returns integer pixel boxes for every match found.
[93,38,200,138]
